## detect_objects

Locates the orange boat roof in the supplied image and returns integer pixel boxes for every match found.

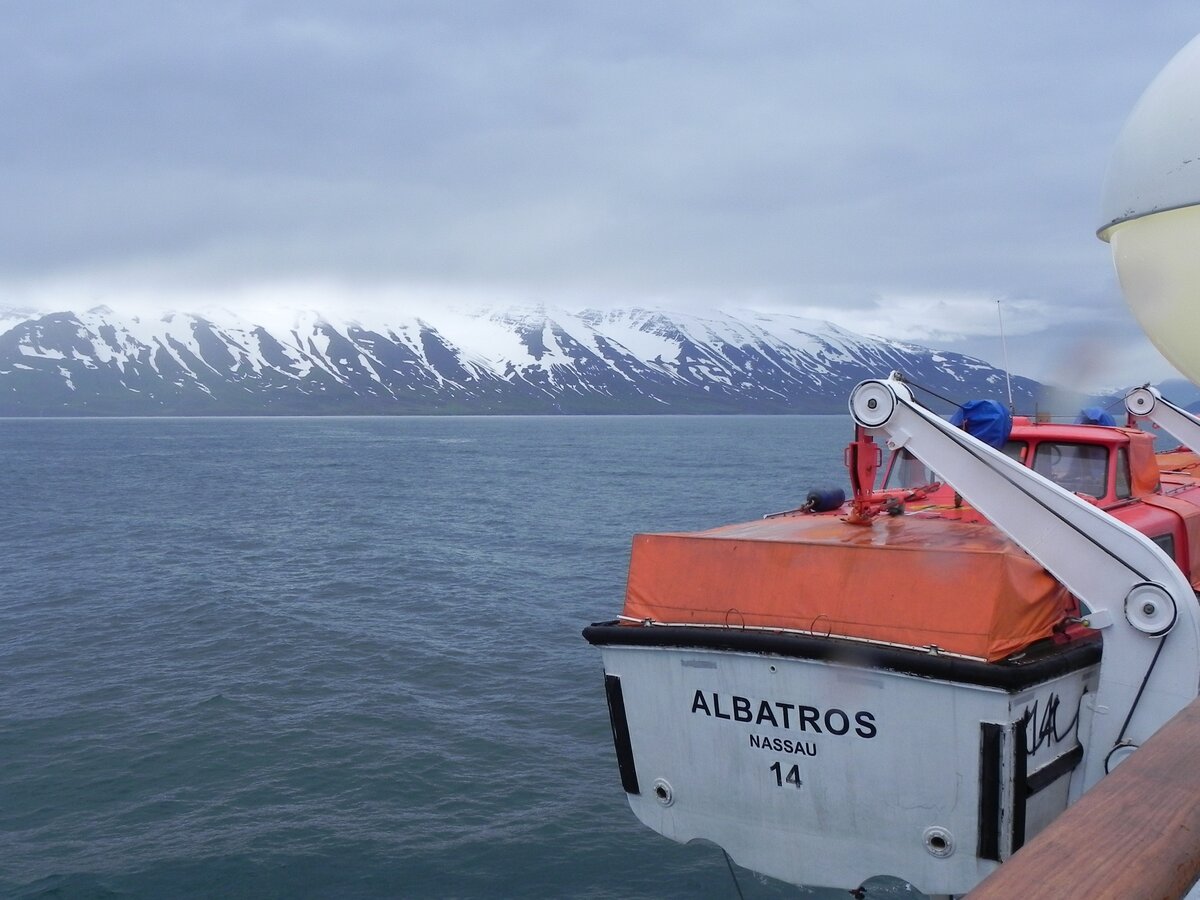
[622,512,1077,663]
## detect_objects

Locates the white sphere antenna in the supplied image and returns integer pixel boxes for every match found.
[1100,35,1200,384]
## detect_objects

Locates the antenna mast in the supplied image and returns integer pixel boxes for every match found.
[997,299,1015,413]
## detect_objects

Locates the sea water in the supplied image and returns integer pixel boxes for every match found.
[1,416,917,898]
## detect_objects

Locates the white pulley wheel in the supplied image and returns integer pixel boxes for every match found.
[1124,387,1158,417]
[1124,582,1177,636]
[849,381,897,428]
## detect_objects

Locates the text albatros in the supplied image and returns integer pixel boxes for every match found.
[690,690,877,738]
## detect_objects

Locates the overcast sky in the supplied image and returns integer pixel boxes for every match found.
[3,2,1200,389]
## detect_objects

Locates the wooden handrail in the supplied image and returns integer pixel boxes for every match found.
[968,697,1200,898]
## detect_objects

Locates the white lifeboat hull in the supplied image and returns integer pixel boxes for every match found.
[589,627,1099,895]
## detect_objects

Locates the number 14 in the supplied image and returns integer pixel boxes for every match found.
[769,761,802,789]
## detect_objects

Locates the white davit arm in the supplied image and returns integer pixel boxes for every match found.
[850,375,1200,793]
[1125,385,1200,455]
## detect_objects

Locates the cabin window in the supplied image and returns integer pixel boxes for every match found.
[1002,441,1027,463]
[1151,533,1176,561]
[1032,442,1109,497]
[1115,448,1132,500]
[883,448,938,490]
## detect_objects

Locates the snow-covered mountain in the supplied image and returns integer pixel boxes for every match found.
[0,305,1039,415]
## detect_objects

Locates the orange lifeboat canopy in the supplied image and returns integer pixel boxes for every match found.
[621,512,1077,663]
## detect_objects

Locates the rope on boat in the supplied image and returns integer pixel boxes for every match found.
[906,371,1135,423]
[1112,626,1171,759]
[891,374,964,412]
[1103,394,1129,414]
[721,848,746,900]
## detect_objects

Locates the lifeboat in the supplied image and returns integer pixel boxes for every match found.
[584,376,1200,896]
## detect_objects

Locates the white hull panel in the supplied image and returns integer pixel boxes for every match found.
[598,638,1097,895]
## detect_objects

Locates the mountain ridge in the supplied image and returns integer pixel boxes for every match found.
[0,304,1041,416]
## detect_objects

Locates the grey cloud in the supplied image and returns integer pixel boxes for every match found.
[3,0,1200,386]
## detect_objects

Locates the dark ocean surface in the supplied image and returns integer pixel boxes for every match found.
[2,416,920,899]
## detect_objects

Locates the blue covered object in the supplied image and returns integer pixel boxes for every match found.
[950,399,1013,448]
[1075,406,1117,426]
[805,488,846,512]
